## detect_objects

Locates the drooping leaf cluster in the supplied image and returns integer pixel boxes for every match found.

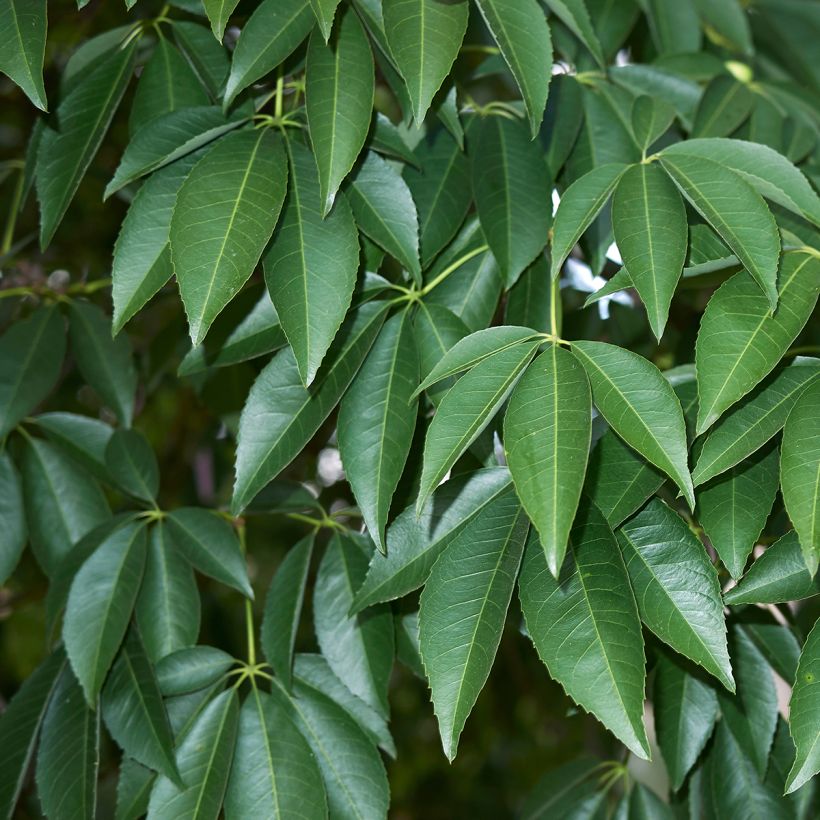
[0,0,819,817]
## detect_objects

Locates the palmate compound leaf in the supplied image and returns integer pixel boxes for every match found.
[232,300,387,514]
[471,114,552,287]
[695,252,819,435]
[351,467,514,612]
[63,520,148,705]
[659,152,780,310]
[223,687,327,819]
[419,491,529,760]
[519,500,650,758]
[313,533,394,717]
[570,341,695,509]
[504,344,591,577]
[692,360,819,486]
[170,128,288,346]
[147,689,239,820]
[383,0,469,124]
[338,310,419,552]
[264,140,359,387]
[781,377,820,575]
[786,619,820,793]
[611,162,687,339]
[417,341,540,513]
[617,499,733,690]
[473,0,553,136]
[306,5,374,215]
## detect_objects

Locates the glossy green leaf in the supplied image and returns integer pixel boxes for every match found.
[419,492,528,760]
[223,0,314,107]
[273,679,389,819]
[725,531,819,606]
[224,688,327,819]
[519,500,650,758]
[698,444,780,579]
[36,665,99,820]
[147,689,239,820]
[314,533,394,716]
[417,341,539,512]
[106,106,239,198]
[172,21,230,99]
[128,38,208,134]
[584,432,664,528]
[544,0,604,66]
[306,7,374,214]
[156,647,235,697]
[261,533,314,690]
[232,301,387,513]
[781,377,820,575]
[618,499,733,690]
[63,521,147,704]
[550,163,628,279]
[415,325,541,397]
[31,414,111,478]
[474,0,553,135]
[265,141,358,387]
[694,253,819,434]
[202,0,239,40]
[293,654,396,758]
[111,152,201,334]
[718,625,778,778]
[520,757,605,820]
[171,128,288,345]
[404,129,472,267]
[571,340,695,509]
[21,437,111,577]
[135,521,200,663]
[0,453,25,585]
[37,42,136,247]
[68,301,137,427]
[786,619,820,793]
[0,305,65,439]
[630,94,675,153]
[504,253,557,333]
[472,115,551,286]
[0,649,65,820]
[338,311,418,551]
[105,429,160,503]
[659,153,780,308]
[691,75,754,138]
[741,612,802,685]
[653,648,718,791]
[692,362,819,486]
[504,345,591,576]
[662,138,820,227]
[0,0,47,110]
[166,508,252,598]
[413,302,469,405]
[102,628,179,783]
[115,759,154,820]
[612,162,687,339]
[383,0,468,123]
[352,467,513,612]
[347,150,421,282]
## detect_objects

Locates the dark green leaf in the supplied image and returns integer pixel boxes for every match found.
[0,0,47,110]
[520,757,605,820]
[156,646,235,697]
[544,0,604,67]
[166,508,252,598]
[202,0,239,41]
[786,619,820,793]
[264,141,358,387]
[504,344,591,576]
[519,501,649,758]
[172,21,230,100]
[691,75,754,138]
[171,128,288,345]
[105,429,160,503]
[0,306,65,439]
[261,533,314,690]
[618,499,733,690]
[63,520,147,704]
[413,302,469,405]
[0,453,25,585]
[420,492,528,759]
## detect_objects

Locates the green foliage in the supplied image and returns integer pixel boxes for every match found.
[0,0,819,816]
